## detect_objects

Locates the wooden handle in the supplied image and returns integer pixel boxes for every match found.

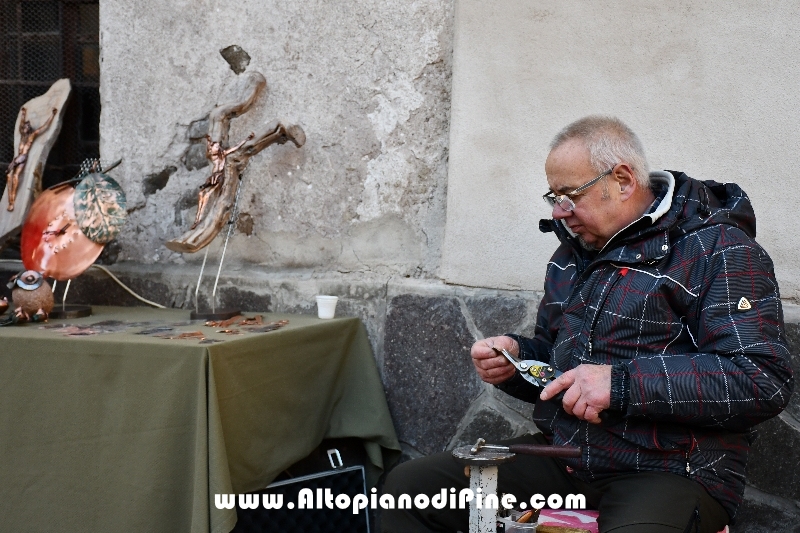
[507,444,582,458]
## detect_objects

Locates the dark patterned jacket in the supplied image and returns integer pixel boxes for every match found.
[499,170,793,520]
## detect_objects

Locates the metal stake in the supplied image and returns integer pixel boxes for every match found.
[62,279,71,312]
[195,173,245,314]
[210,216,234,314]
[194,247,210,314]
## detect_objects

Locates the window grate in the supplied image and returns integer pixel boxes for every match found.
[0,0,100,190]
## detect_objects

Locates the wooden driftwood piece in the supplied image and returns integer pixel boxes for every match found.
[0,78,71,246]
[165,72,305,254]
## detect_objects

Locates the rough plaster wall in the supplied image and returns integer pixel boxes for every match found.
[100,0,453,277]
[442,0,800,299]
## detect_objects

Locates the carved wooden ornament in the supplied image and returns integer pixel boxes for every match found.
[0,79,71,246]
[165,71,305,254]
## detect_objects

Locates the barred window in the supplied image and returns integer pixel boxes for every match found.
[0,0,100,189]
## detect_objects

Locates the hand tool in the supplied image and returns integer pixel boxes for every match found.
[492,346,566,400]
[492,346,618,423]
[468,437,581,458]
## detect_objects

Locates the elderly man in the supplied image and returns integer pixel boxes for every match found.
[382,116,793,533]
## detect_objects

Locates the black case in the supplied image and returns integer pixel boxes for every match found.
[231,445,370,533]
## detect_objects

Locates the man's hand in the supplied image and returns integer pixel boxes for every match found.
[471,336,519,385]
[540,364,611,424]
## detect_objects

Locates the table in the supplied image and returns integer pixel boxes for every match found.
[0,307,400,532]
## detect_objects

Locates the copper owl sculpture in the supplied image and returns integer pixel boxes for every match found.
[3,270,54,324]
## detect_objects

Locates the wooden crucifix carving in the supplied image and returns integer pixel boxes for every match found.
[0,78,71,247]
[165,71,305,254]
[6,107,57,211]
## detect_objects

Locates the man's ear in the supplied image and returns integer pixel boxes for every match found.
[612,164,637,201]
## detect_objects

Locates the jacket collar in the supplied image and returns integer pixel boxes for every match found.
[642,171,674,224]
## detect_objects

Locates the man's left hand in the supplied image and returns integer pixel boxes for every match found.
[540,364,611,424]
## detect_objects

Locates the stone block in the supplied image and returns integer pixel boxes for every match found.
[186,117,209,140]
[219,45,251,75]
[383,294,482,455]
[746,413,800,502]
[734,486,800,532]
[218,286,272,312]
[0,265,16,302]
[96,240,122,265]
[142,166,177,196]
[174,191,199,226]
[183,143,209,171]
[492,387,535,419]
[781,322,800,425]
[236,213,254,236]
[57,271,174,308]
[465,296,527,338]
[449,405,526,450]
[785,321,800,354]
[397,442,425,467]
[330,298,380,345]
[280,305,316,317]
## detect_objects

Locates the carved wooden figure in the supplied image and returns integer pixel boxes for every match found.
[0,78,71,247]
[166,71,306,254]
[193,132,254,229]
[5,107,57,211]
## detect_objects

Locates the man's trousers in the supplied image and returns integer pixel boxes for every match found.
[381,434,728,533]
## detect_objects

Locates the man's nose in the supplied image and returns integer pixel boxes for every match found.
[552,202,571,219]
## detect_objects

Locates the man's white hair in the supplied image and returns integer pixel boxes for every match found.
[550,116,650,188]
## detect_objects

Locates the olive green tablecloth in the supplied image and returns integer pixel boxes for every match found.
[0,307,400,533]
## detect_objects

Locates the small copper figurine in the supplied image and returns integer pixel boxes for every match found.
[4,270,54,324]
[5,107,57,211]
[193,132,255,229]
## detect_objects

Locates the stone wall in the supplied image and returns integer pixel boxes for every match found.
[100,0,453,279]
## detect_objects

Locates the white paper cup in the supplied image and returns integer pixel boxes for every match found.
[316,295,339,319]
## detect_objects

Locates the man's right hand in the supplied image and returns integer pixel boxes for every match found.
[471,336,519,385]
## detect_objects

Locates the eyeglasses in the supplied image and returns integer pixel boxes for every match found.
[542,167,615,212]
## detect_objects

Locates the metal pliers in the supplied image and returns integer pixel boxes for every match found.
[493,346,616,422]
[492,346,562,390]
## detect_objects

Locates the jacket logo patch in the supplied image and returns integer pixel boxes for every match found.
[737,297,752,311]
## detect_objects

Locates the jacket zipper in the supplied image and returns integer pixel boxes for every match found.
[584,266,628,363]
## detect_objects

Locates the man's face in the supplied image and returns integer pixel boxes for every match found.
[545,139,621,251]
